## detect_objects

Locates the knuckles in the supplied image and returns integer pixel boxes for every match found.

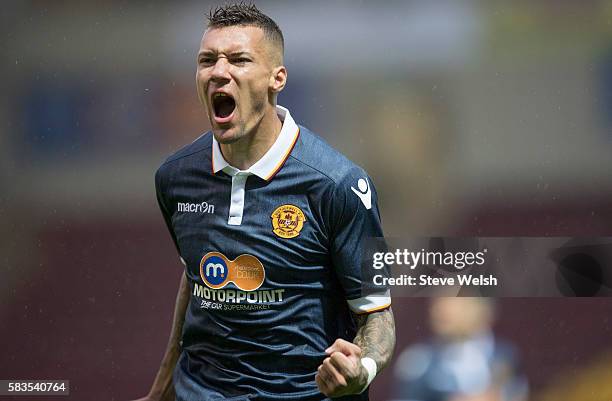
[317,339,365,397]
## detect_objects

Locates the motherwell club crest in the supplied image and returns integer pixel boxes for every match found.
[271,204,306,239]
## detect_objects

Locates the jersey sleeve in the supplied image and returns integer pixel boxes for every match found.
[155,166,186,267]
[329,167,391,314]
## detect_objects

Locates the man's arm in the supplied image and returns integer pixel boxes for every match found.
[352,307,396,373]
[132,272,190,401]
[316,307,396,397]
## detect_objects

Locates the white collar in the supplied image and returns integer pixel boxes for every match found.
[212,105,300,181]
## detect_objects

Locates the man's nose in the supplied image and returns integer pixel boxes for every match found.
[211,57,231,81]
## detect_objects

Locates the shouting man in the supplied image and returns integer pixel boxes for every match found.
[136,3,395,401]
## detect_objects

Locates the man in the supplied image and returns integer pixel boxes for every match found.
[392,298,528,401]
[135,4,395,401]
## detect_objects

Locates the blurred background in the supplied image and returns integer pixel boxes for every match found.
[1,0,612,400]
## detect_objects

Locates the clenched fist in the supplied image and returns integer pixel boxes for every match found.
[316,338,369,397]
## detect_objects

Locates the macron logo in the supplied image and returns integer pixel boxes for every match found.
[350,178,372,210]
[177,201,215,214]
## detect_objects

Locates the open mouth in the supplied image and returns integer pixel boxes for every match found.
[212,92,236,121]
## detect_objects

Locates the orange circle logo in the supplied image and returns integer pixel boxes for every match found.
[199,252,265,291]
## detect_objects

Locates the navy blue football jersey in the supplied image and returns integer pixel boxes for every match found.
[155,106,390,401]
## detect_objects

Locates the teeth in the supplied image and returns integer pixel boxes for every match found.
[214,93,227,98]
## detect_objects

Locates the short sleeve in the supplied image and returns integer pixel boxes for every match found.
[155,166,186,267]
[329,167,391,314]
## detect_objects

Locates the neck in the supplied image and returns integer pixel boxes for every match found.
[220,106,282,171]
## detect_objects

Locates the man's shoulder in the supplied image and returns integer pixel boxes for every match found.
[155,132,212,189]
[158,132,213,171]
[292,126,370,187]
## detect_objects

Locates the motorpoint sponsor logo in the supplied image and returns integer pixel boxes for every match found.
[193,283,285,304]
[196,251,284,307]
[200,252,265,291]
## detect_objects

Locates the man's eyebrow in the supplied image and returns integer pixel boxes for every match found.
[227,51,253,57]
[197,50,253,58]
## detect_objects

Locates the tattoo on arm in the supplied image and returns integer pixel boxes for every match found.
[352,307,396,372]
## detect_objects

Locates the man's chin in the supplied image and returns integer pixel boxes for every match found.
[212,127,242,144]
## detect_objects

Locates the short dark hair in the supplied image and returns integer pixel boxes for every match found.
[207,3,284,56]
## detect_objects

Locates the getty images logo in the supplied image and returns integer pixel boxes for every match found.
[177,201,215,214]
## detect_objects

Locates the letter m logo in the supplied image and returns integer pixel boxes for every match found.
[206,262,225,278]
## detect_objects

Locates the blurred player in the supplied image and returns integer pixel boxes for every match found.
[133,3,394,401]
[392,298,528,401]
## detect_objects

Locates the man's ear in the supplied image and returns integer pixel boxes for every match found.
[270,65,287,94]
